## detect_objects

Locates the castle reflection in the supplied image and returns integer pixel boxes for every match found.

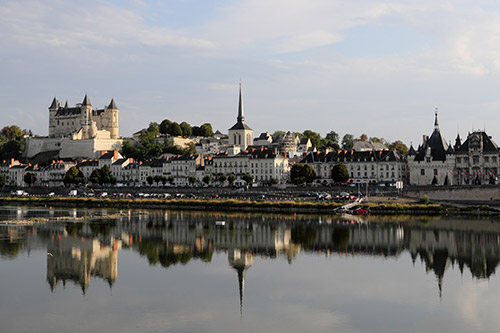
[2,208,500,303]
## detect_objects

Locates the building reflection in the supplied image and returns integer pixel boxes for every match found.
[3,209,500,303]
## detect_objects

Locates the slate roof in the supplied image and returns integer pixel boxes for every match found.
[414,112,450,162]
[455,131,499,154]
[300,149,405,164]
[229,84,252,131]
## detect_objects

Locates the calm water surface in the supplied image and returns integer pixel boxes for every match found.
[1,206,500,333]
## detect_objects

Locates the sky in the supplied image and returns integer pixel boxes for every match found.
[3,0,500,147]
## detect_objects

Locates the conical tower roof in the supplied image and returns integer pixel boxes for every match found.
[49,97,58,109]
[82,94,92,106]
[108,98,118,110]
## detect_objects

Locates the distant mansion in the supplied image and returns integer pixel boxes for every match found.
[408,112,500,185]
[24,95,123,159]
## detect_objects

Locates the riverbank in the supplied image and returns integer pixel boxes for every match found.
[0,196,498,216]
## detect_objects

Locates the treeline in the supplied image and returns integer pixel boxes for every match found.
[157,119,214,137]
[271,130,407,155]
[121,122,197,161]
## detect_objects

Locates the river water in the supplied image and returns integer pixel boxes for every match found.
[1,206,499,333]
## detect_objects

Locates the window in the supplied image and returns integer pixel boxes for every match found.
[434,169,438,175]
[421,169,425,176]
[426,157,431,163]
[457,157,461,163]
[485,157,490,163]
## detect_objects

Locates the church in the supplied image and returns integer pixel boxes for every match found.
[228,84,253,152]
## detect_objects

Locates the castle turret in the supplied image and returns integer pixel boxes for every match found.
[107,98,119,139]
[81,94,93,139]
[48,97,59,137]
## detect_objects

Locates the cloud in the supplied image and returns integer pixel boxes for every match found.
[0,0,214,51]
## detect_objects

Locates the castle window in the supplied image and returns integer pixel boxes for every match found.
[485,156,490,163]
[457,157,461,163]
[434,169,438,175]
[426,157,431,163]
[421,169,425,176]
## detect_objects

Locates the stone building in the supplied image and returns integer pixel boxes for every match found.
[408,112,455,185]
[454,131,500,185]
[49,95,119,139]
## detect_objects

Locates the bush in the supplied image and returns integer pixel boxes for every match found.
[420,195,430,204]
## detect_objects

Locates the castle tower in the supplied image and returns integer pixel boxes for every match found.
[107,98,119,139]
[81,94,93,139]
[228,84,253,151]
[48,97,60,137]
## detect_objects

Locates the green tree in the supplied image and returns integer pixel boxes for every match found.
[302,130,322,149]
[270,178,279,185]
[24,172,36,186]
[168,176,175,184]
[147,176,154,186]
[148,122,160,137]
[64,166,86,186]
[0,173,6,187]
[188,175,196,185]
[389,140,408,155]
[89,165,115,185]
[432,175,439,185]
[160,176,167,186]
[159,119,172,135]
[228,174,236,186]
[271,130,286,141]
[321,131,340,150]
[290,163,316,185]
[170,122,183,137]
[331,163,350,183]
[153,175,162,186]
[191,126,202,136]
[200,123,214,137]
[242,173,253,185]
[180,122,192,137]
[203,174,211,185]
[341,134,354,150]
[218,174,227,185]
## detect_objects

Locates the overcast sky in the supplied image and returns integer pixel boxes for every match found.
[3,0,500,147]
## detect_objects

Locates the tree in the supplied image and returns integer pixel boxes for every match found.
[153,175,162,186]
[180,122,192,137]
[331,163,349,183]
[389,140,408,155]
[148,122,160,137]
[188,175,196,185]
[359,134,368,141]
[191,126,202,136]
[228,174,236,186]
[200,123,214,137]
[146,176,154,186]
[242,173,253,185]
[159,119,172,135]
[270,178,279,185]
[321,131,340,150]
[170,122,182,137]
[203,174,211,185]
[64,166,86,186]
[341,134,354,150]
[0,173,6,187]
[290,163,316,185]
[432,175,439,185]
[24,172,36,186]
[168,176,174,185]
[271,130,286,141]
[89,165,116,185]
[218,174,227,185]
[302,130,322,149]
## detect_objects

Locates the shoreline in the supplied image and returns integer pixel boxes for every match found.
[0,196,498,216]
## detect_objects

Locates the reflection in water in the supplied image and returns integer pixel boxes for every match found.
[2,208,500,307]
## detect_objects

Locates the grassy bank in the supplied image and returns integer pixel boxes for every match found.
[0,196,497,215]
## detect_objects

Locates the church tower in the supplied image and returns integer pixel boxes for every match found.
[228,84,253,151]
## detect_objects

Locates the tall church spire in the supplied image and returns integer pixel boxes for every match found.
[237,83,244,123]
[434,108,439,131]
